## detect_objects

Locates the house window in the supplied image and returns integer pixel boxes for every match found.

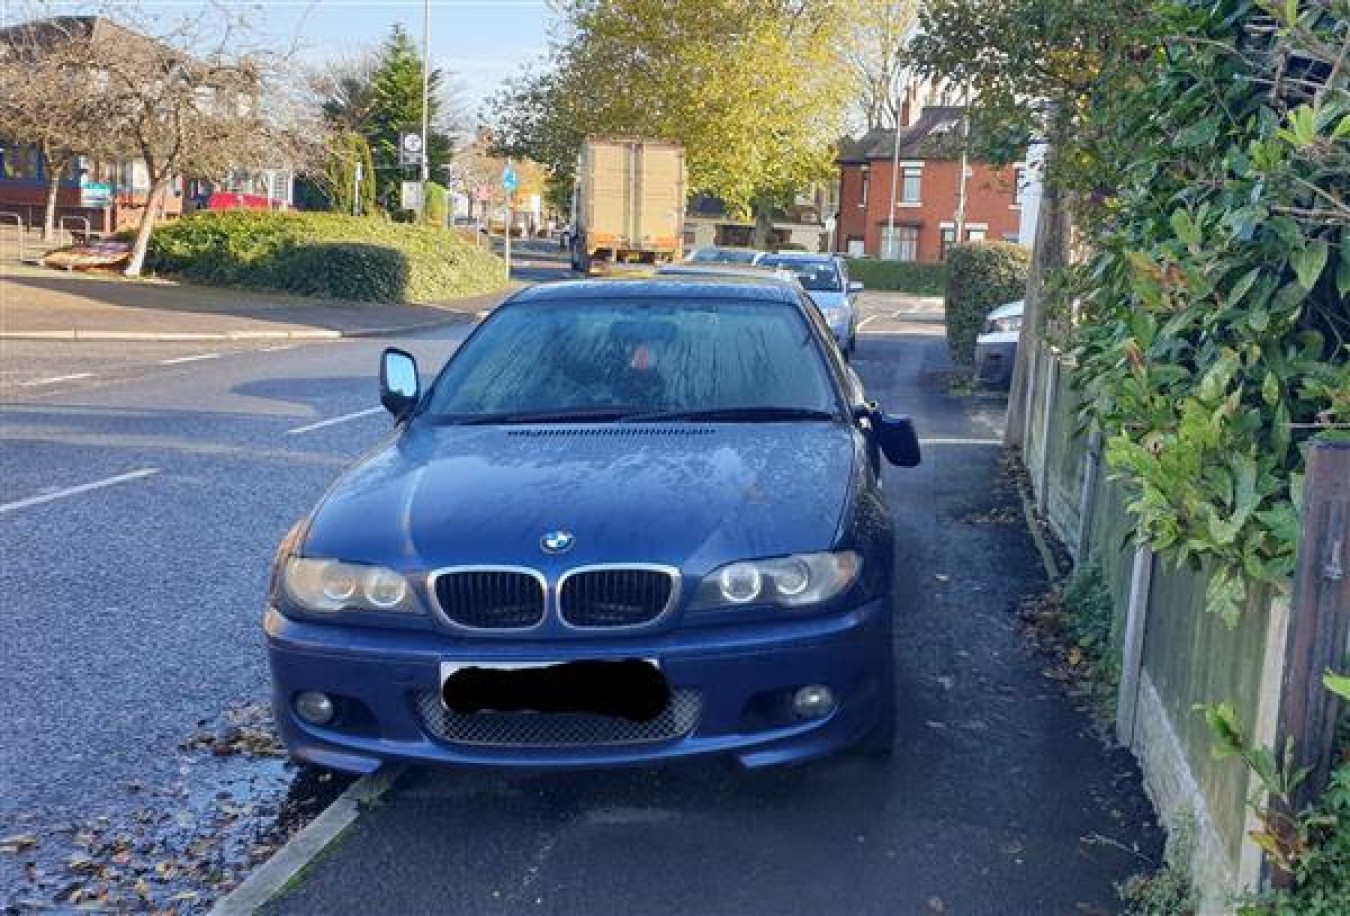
[1012,166,1027,208]
[940,227,957,260]
[0,144,42,181]
[967,227,987,243]
[846,236,865,257]
[900,166,922,204]
[859,167,869,208]
[880,225,918,262]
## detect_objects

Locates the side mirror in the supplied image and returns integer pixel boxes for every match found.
[848,280,865,294]
[380,347,420,419]
[876,412,921,467]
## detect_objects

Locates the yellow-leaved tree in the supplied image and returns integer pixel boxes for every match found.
[489,0,853,244]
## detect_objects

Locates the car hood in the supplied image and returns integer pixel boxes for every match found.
[302,422,857,575]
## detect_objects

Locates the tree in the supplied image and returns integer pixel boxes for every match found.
[91,13,313,276]
[906,0,1153,443]
[842,0,921,130]
[362,24,454,212]
[488,0,853,245]
[0,18,116,240]
[318,130,377,215]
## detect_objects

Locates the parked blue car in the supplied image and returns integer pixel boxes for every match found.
[265,277,920,774]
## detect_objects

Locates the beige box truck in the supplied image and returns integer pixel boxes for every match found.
[569,138,686,273]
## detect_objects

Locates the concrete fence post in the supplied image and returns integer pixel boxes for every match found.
[1075,429,1103,563]
[1021,344,1040,462]
[1117,545,1155,746]
[1035,350,1059,515]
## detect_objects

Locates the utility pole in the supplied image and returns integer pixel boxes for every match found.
[885,75,903,260]
[954,80,972,242]
[419,0,431,212]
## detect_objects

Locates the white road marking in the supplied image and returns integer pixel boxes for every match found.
[286,406,384,435]
[159,353,221,365]
[920,437,1003,446]
[261,344,297,352]
[0,468,160,515]
[20,373,94,387]
[857,315,881,331]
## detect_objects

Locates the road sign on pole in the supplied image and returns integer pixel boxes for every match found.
[502,164,518,193]
[401,180,423,212]
[399,132,424,168]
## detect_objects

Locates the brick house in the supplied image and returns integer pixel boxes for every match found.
[0,16,293,237]
[835,106,1027,263]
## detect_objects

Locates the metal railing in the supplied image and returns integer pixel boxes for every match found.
[58,215,92,247]
[0,212,24,262]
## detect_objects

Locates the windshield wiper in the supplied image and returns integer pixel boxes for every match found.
[620,406,838,423]
[450,407,644,425]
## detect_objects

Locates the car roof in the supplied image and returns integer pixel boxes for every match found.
[657,263,798,282]
[757,251,834,264]
[507,276,801,305]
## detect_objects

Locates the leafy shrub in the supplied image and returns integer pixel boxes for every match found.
[1119,819,1198,916]
[943,241,1030,364]
[146,210,507,303]
[846,258,947,296]
[270,243,410,302]
[423,181,448,226]
[1065,564,1121,710]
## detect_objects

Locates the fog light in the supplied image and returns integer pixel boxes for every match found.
[792,685,836,719]
[295,691,335,725]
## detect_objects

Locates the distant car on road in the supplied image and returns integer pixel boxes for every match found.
[974,300,1024,388]
[684,246,764,265]
[757,252,863,355]
[265,275,921,774]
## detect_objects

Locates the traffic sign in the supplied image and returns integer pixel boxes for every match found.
[399,131,424,167]
[502,164,518,193]
[401,180,423,212]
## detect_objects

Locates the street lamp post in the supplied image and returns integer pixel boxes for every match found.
[420,0,431,191]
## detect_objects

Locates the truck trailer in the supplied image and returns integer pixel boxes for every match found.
[569,138,686,273]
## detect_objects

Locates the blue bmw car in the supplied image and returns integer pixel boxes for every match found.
[265,277,920,774]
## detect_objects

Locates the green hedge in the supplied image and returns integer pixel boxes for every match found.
[146,210,508,303]
[943,242,1030,364]
[845,258,948,296]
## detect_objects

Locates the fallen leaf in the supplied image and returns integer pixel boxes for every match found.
[0,833,38,853]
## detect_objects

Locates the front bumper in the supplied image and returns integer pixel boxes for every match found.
[265,599,892,774]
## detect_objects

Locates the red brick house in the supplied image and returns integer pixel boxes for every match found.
[835,106,1026,263]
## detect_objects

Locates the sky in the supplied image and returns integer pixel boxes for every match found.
[3,0,558,120]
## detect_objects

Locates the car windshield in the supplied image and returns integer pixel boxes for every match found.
[424,298,840,420]
[688,248,758,264]
[758,257,842,292]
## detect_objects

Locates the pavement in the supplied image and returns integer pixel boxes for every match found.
[0,262,510,341]
[258,305,1162,916]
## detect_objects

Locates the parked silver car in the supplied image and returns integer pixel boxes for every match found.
[757,252,862,355]
[974,300,1024,388]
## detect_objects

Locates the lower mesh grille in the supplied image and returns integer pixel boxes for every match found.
[414,689,701,747]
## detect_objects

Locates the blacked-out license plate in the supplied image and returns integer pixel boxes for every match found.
[440,659,669,722]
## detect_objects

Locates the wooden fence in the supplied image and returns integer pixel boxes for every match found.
[1020,342,1349,912]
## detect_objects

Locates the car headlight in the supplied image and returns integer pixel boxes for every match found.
[689,551,862,610]
[282,558,421,614]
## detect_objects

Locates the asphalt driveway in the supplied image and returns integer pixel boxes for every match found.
[261,318,1161,916]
